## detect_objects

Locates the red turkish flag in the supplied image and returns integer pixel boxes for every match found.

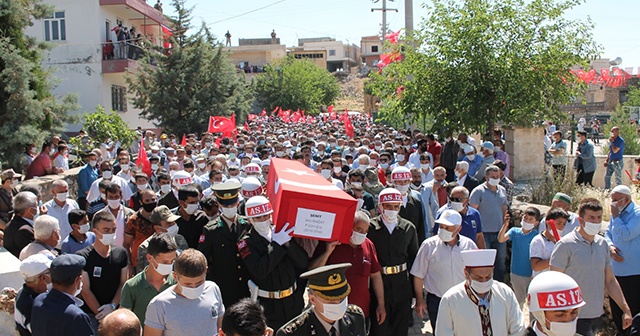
[248,114,257,121]
[244,122,250,132]
[327,105,334,113]
[136,137,152,177]
[180,134,186,146]
[344,116,354,139]
[208,116,235,134]
[329,111,337,120]
[231,113,236,126]
[261,110,267,117]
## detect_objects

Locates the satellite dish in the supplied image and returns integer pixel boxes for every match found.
[610,57,622,66]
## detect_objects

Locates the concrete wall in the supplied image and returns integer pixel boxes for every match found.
[20,167,81,203]
[567,155,635,189]
[504,126,545,181]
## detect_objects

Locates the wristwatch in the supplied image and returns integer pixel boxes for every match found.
[110,303,117,310]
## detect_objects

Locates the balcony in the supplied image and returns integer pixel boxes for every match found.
[100,0,170,27]
[102,41,157,73]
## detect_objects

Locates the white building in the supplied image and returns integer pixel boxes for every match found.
[24,0,170,131]
[296,37,360,72]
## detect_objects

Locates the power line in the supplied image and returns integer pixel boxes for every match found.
[210,0,287,25]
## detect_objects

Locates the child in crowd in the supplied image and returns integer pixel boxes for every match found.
[529,207,570,278]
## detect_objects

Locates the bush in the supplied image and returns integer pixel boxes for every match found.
[602,104,640,156]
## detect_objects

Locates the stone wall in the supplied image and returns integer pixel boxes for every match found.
[18,167,82,202]
[504,126,545,181]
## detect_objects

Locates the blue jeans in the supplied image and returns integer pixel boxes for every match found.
[605,160,623,189]
[483,232,507,282]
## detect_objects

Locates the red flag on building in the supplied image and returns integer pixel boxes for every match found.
[180,134,187,146]
[136,137,152,177]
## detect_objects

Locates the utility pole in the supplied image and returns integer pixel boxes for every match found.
[371,0,397,39]
[405,0,413,34]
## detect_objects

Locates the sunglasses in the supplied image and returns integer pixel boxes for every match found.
[449,197,466,203]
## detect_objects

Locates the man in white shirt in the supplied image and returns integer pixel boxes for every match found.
[412,210,478,330]
[95,183,135,247]
[44,180,79,245]
[436,249,525,336]
[87,161,134,204]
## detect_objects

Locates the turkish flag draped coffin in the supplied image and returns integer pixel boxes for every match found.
[266,158,357,244]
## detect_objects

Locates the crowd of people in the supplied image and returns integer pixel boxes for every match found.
[2,113,640,336]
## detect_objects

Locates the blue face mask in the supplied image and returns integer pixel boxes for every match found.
[259,140,266,146]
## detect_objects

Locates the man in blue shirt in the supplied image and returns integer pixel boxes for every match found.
[77,151,99,210]
[605,126,625,190]
[606,185,640,334]
[432,186,485,248]
[460,144,483,178]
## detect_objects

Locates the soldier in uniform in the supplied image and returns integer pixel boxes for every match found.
[525,271,585,336]
[367,188,419,336]
[277,263,366,336]
[237,196,308,330]
[198,181,251,308]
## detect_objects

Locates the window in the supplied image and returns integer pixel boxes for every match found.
[111,85,127,112]
[44,11,66,41]
[328,49,336,56]
[371,45,379,53]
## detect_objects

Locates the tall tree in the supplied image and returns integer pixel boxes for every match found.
[126,1,252,136]
[367,0,599,134]
[255,56,340,114]
[0,0,78,168]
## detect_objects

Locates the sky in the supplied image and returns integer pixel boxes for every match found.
[169,0,640,71]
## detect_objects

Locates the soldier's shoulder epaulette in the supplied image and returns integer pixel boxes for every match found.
[280,310,310,334]
[346,304,364,316]
[237,216,249,225]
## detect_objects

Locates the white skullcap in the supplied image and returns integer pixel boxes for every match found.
[611,185,632,196]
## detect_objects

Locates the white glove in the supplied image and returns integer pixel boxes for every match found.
[96,303,115,320]
[272,223,294,246]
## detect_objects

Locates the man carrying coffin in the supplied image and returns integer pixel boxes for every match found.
[435,249,525,336]
[237,195,309,330]
[366,188,419,336]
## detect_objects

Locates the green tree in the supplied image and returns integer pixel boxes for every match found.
[0,0,78,168]
[602,105,640,156]
[255,56,340,115]
[126,0,252,136]
[367,0,599,134]
[623,85,640,108]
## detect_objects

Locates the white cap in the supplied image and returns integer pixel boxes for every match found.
[250,157,262,165]
[462,144,475,154]
[172,170,193,186]
[260,159,271,167]
[528,271,586,312]
[461,249,496,268]
[241,177,263,198]
[435,210,462,227]
[611,185,632,196]
[20,253,52,279]
[244,163,262,174]
[245,196,273,218]
[378,188,403,204]
[391,166,411,181]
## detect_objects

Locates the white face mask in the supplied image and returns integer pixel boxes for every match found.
[55,192,68,202]
[420,164,430,170]
[547,319,578,336]
[166,224,179,237]
[450,201,465,212]
[99,233,116,246]
[356,198,364,209]
[395,184,409,194]
[350,231,367,245]
[276,151,285,157]
[610,132,615,137]
[184,204,198,215]
[137,184,147,191]
[198,163,206,169]
[160,184,172,194]
[396,154,405,162]
[122,165,130,172]
[46,282,53,291]
[320,169,332,179]
[488,178,501,186]
[438,228,456,242]
[89,160,97,167]
[357,165,368,172]
[370,159,378,166]
[470,279,493,294]
[521,221,536,231]
[153,258,174,276]
[252,219,272,235]
[151,163,159,171]
[583,221,601,236]
[466,154,475,161]
[221,206,237,218]
[333,166,341,174]
[320,298,348,321]
[78,224,90,234]
[74,281,83,297]
[350,182,362,188]
[383,209,398,222]
[180,282,205,300]
[108,199,121,209]
[102,170,113,179]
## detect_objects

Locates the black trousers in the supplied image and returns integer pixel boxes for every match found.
[445,168,455,183]
[426,292,442,333]
[610,275,640,334]
[576,166,594,187]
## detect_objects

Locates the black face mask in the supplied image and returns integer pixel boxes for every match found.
[186,150,193,155]
[142,202,156,213]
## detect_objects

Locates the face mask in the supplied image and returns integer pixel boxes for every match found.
[446,137,452,142]
[74,281,83,297]
[228,153,237,160]
[521,221,535,231]
[99,233,116,246]
[180,282,205,300]
[11,180,19,188]
[375,146,382,151]
[321,169,332,179]
[153,258,174,276]
[356,198,364,209]
[383,209,398,222]
[466,155,475,161]
[259,140,266,146]
[100,193,107,200]
[160,184,172,194]
[320,298,348,321]
[184,204,198,215]
[450,201,465,212]
[46,282,53,291]
[584,221,601,236]
[470,279,493,294]
[137,184,147,191]
[395,184,409,194]
[122,165,130,172]
[421,164,430,170]
[142,202,156,213]
[197,163,206,169]
[494,147,501,153]
[333,166,341,174]
[438,228,455,242]
[396,154,405,162]
[610,132,615,137]
[89,160,97,167]
[370,159,378,166]
[55,192,68,202]
[107,199,121,210]
[380,163,389,169]
[252,219,272,235]
[78,224,90,234]
[350,230,367,245]
[454,170,462,178]
[357,165,368,172]
[221,206,237,218]
[547,319,578,336]
[166,224,179,237]
[102,170,113,179]
[150,163,159,171]
[276,151,285,157]
[49,148,56,156]
[169,170,176,178]
[351,182,363,188]
[31,147,38,154]
[488,178,500,186]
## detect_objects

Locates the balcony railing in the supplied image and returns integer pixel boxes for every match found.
[102,41,157,66]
